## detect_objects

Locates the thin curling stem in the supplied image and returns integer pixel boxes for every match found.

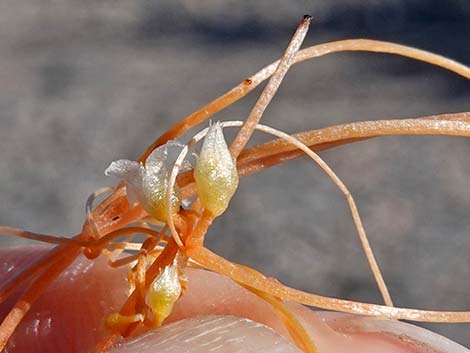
[0,245,83,351]
[0,227,86,247]
[243,283,318,353]
[86,187,114,240]
[0,249,59,305]
[91,226,163,249]
[173,120,392,305]
[236,264,318,353]
[139,39,469,162]
[238,115,470,166]
[187,246,470,323]
[2,28,470,352]
[244,124,394,307]
[177,115,470,201]
[86,187,114,216]
[230,15,311,158]
[298,39,470,78]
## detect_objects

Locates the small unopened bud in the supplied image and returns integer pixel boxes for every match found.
[105,143,180,222]
[194,122,239,217]
[146,264,182,327]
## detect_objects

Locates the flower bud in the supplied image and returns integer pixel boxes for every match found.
[146,264,182,327]
[194,122,239,217]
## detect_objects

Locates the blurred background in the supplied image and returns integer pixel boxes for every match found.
[0,0,469,346]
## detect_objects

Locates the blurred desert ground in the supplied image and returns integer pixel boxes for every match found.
[0,0,469,346]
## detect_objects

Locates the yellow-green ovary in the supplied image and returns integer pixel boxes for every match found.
[142,173,180,222]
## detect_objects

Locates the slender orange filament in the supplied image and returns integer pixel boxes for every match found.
[187,246,470,323]
[1,30,470,353]
[230,15,311,157]
[139,40,469,162]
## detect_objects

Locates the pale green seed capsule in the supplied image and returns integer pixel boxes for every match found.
[194,122,239,217]
[146,264,182,327]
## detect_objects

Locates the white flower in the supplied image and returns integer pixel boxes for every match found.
[105,143,180,222]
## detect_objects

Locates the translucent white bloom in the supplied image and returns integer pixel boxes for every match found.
[105,143,180,222]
